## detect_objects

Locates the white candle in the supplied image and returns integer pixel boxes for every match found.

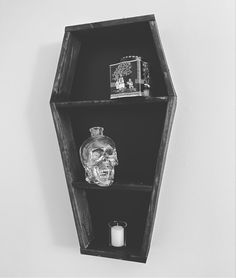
[111,225,124,247]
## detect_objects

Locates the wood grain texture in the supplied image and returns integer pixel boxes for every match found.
[54,96,168,108]
[65,14,155,32]
[73,181,152,192]
[81,246,146,263]
[51,32,81,102]
[50,103,93,248]
[149,21,176,97]
[141,96,177,256]
[51,32,70,100]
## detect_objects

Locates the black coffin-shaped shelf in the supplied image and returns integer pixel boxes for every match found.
[50,14,177,263]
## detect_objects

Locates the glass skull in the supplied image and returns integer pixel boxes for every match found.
[79,127,118,187]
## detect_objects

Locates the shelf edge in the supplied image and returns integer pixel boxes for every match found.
[53,96,169,108]
[73,182,152,192]
[80,248,147,263]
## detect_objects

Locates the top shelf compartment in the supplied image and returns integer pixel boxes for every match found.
[51,15,175,103]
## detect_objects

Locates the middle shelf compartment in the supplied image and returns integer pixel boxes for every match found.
[58,100,167,185]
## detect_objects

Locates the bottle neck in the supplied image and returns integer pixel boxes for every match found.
[89,127,104,137]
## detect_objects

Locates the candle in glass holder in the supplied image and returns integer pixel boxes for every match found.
[108,220,127,247]
[111,225,124,247]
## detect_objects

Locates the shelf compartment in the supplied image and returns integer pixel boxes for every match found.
[73,181,152,192]
[51,15,174,103]
[61,101,167,185]
[69,20,168,101]
[81,189,151,263]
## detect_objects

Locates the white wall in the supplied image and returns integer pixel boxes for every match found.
[0,0,235,277]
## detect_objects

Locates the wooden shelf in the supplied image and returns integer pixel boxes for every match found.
[73,181,152,192]
[54,96,168,108]
[50,14,177,263]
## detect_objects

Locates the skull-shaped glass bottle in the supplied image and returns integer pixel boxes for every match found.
[79,127,118,187]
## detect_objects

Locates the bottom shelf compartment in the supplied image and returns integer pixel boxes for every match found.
[80,189,151,263]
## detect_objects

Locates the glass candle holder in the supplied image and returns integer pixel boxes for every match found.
[108,220,127,247]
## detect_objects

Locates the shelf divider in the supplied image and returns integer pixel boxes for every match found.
[54,96,169,108]
[73,181,152,192]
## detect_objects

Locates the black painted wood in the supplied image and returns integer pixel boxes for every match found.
[65,14,155,32]
[81,245,146,263]
[73,181,152,192]
[149,20,176,97]
[50,103,93,248]
[54,96,168,108]
[141,96,177,256]
[50,14,177,263]
[51,32,81,102]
